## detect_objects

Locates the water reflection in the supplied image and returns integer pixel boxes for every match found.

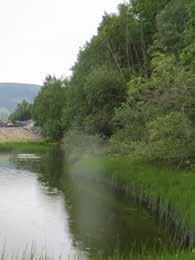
[0,147,172,258]
[0,150,82,259]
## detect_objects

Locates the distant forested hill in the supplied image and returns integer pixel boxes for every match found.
[0,83,41,119]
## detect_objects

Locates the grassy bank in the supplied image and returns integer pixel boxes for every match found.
[102,158,195,248]
[71,156,195,249]
[0,250,195,260]
[96,251,195,260]
[0,141,55,152]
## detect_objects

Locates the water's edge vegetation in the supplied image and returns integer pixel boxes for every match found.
[0,141,56,151]
[64,156,192,257]
[77,157,194,246]
[62,130,195,258]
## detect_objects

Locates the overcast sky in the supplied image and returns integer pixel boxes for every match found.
[0,0,124,85]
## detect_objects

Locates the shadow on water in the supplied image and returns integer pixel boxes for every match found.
[1,146,175,258]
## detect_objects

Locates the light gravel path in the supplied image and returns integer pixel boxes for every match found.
[0,127,43,142]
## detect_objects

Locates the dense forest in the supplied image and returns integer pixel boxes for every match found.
[17,0,194,164]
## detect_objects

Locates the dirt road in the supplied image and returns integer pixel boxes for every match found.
[0,127,43,142]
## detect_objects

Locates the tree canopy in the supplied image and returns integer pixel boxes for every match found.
[9,100,33,122]
[31,0,194,164]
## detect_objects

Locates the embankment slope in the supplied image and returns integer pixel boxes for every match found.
[0,127,42,142]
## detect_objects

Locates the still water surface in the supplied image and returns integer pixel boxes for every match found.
[0,147,171,259]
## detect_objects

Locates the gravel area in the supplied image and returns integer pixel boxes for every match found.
[0,127,43,142]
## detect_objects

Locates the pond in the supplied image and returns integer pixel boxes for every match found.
[0,147,172,259]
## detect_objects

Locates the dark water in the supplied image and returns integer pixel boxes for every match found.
[0,147,171,259]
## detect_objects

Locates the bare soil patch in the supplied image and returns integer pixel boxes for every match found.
[0,127,43,142]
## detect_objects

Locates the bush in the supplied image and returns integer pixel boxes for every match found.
[138,112,193,162]
[110,111,193,163]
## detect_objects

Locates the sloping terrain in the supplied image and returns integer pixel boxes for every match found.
[0,127,43,142]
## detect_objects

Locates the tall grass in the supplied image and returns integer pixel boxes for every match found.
[71,156,195,248]
[0,248,195,260]
[102,158,195,247]
[94,251,195,260]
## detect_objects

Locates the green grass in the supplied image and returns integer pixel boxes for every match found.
[0,141,57,152]
[72,156,195,248]
[94,251,195,260]
[70,155,195,259]
[113,161,195,248]
[0,248,195,260]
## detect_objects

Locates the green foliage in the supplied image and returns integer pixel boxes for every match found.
[9,100,32,122]
[110,52,194,162]
[63,3,146,136]
[83,67,127,136]
[96,156,195,229]
[33,76,67,140]
[132,0,171,46]
[18,2,195,257]
[147,113,192,142]
[143,112,193,162]
[98,4,145,74]
[95,251,195,260]
[32,0,194,165]
[0,141,52,152]
[154,0,192,53]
